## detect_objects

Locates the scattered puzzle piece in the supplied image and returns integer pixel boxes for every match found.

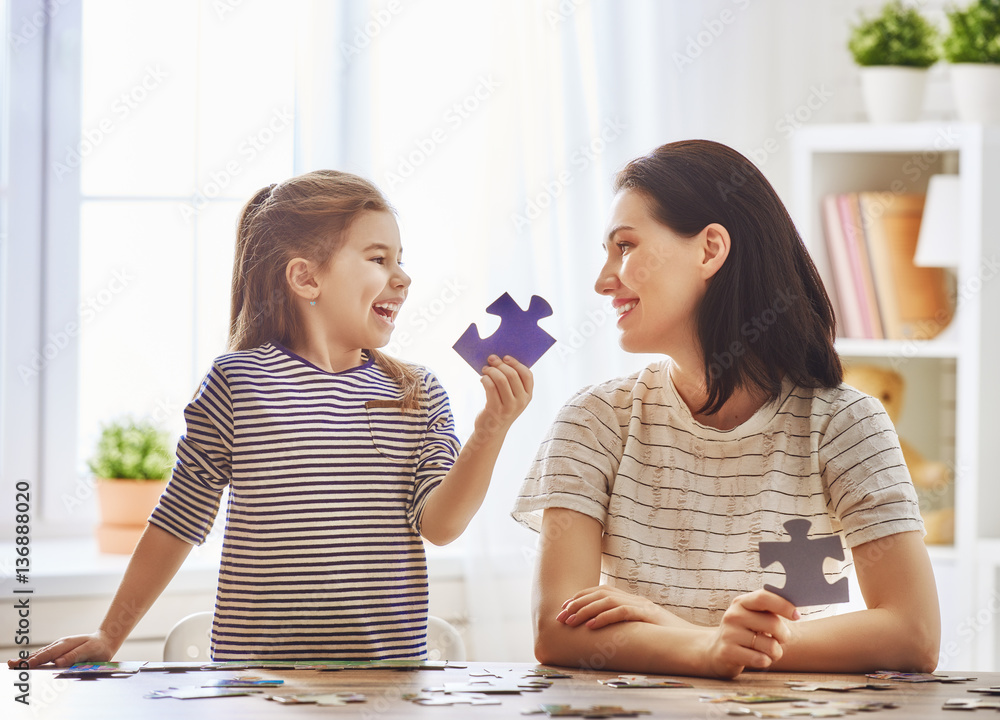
[202,677,284,688]
[868,670,976,683]
[424,678,552,694]
[525,667,574,679]
[145,686,259,700]
[523,705,652,718]
[969,687,1000,695]
[599,675,693,689]
[785,681,892,692]
[943,698,1000,711]
[729,700,900,717]
[453,293,556,372]
[701,693,805,704]
[317,659,461,672]
[139,662,214,673]
[758,519,849,607]
[403,692,500,706]
[265,691,367,705]
[56,662,144,680]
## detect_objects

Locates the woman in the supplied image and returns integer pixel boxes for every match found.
[512,140,940,679]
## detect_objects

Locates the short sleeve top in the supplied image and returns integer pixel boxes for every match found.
[512,359,924,625]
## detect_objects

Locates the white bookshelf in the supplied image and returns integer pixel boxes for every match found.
[792,123,1000,671]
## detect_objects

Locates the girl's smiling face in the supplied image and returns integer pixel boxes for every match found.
[315,210,411,353]
[595,189,709,356]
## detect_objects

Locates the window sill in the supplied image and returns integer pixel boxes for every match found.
[0,535,466,600]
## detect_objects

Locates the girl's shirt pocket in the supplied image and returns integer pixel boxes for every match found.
[365,399,424,462]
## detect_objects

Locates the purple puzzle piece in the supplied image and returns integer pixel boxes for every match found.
[758,518,849,607]
[453,293,556,373]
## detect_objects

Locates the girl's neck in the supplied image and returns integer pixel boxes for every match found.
[286,339,364,374]
[668,360,766,432]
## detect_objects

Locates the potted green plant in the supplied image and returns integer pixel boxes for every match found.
[943,0,1000,122]
[88,416,174,554]
[848,0,940,122]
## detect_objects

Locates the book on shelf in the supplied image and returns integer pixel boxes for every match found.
[838,193,883,339]
[820,192,954,341]
[821,195,865,338]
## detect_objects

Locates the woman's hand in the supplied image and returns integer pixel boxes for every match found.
[474,355,533,437]
[702,589,799,679]
[556,585,676,630]
[7,631,117,669]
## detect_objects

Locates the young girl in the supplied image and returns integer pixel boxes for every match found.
[513,140,940,678]
[15,170,532,665]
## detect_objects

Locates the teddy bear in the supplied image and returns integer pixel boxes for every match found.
[843,363,954,545]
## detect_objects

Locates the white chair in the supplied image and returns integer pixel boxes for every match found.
[162,612,466,662]
[425,615,466,661]
[163,610,214,662]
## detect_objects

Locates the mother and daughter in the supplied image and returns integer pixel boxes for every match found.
[12,140,940,678]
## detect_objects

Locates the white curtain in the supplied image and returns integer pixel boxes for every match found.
[296,0,865,660]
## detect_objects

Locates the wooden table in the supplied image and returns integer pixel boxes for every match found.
[9,662,998,718]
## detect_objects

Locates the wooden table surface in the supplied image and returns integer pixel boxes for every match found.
[9,661,998,719]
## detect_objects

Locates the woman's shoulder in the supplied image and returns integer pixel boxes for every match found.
[780,381,890,440]
[788,381,883,415]
[561,361,669,417]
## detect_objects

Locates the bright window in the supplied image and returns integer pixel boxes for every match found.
[75,0,297,489]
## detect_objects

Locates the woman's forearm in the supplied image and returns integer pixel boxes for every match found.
[771,606,938,673]
[774,532,940,673]
[535,611,712,676]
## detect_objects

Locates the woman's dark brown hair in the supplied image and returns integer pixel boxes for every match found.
[613,139,842,415]
[229,169,421,407]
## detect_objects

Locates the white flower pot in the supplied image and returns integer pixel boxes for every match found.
[859,66,929,123]
[949,63,1000,123]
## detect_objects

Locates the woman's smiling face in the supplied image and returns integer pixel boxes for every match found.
[594,189,708,356]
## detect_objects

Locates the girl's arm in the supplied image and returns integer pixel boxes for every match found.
[768,530,940,672]
[420,355,532,546]
[7,524,193,668]
[533,508,797,678]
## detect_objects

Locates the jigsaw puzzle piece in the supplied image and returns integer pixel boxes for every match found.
[599,675,692,689]
[404,692,500,706]
[523,705,652,718]
[265,691,366,705]
[943,698,1000,711]
[453,293,556,372]
[758,518,849,607]
[868,670,976,683]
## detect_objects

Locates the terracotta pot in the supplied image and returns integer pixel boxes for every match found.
[95,478,168,554]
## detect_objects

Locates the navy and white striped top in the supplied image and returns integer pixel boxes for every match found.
[148,343,460,660]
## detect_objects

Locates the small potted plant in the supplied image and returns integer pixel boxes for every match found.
[88,416,174,554]
[943,0,1000,122]
[848,0,940,122]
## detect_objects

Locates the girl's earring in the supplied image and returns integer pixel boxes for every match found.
[309,300,317,306]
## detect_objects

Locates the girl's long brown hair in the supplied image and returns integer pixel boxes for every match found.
[229,170,421,407]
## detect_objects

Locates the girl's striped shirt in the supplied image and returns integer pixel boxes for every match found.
[149,343,460,660]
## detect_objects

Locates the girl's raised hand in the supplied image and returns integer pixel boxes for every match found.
[475,355,533,437]
[556,585,675,630]
[702,589,799,678]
